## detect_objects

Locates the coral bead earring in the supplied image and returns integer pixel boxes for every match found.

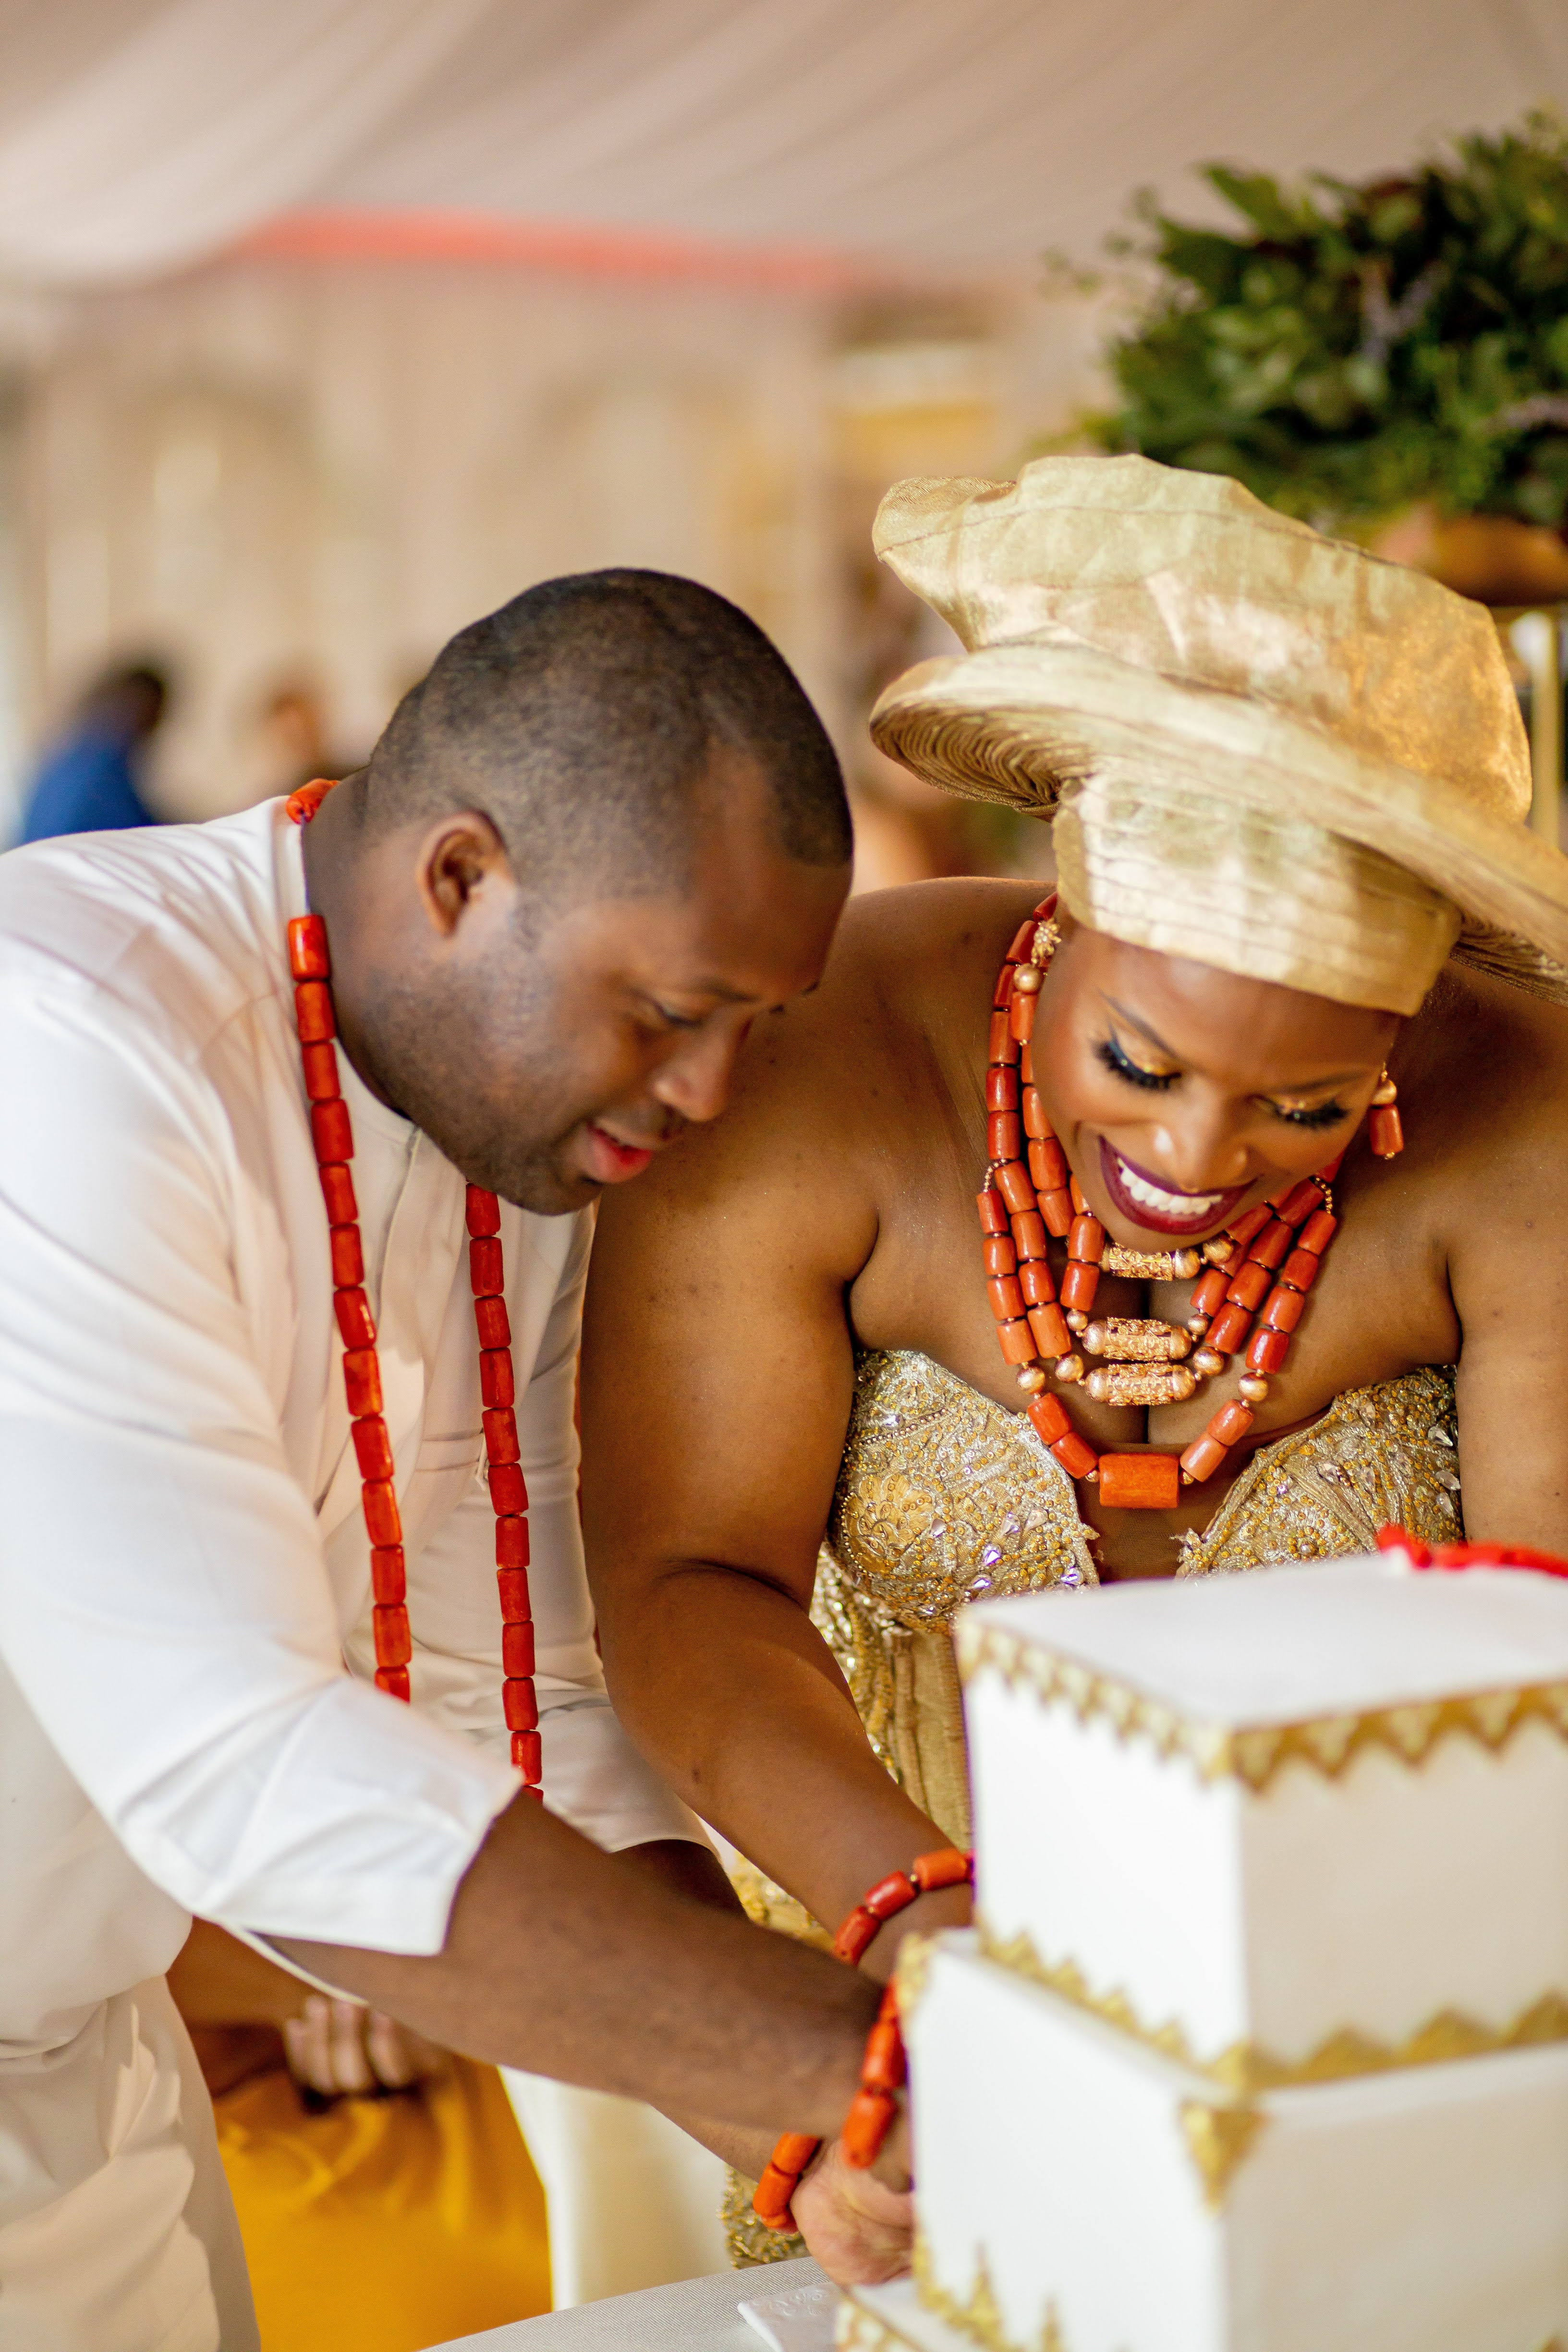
[1368,1068,1404,1159]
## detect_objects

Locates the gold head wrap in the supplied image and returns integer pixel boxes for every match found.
[869,455,1568,1016]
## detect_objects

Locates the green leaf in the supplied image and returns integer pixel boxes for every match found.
[1206,165,1312,242]
[1081,109,1568,530]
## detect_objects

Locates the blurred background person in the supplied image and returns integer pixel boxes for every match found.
[18,660,172,843]
[243,673,355,804]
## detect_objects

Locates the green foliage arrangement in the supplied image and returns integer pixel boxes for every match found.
[1088,111,1568,530]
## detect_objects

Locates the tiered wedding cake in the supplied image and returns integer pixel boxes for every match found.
[840,1553,1568,2352]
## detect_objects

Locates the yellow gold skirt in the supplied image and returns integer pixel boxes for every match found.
[215,2058,550,2351]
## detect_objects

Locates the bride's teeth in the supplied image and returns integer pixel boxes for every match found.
[1117,1158,1222,1216]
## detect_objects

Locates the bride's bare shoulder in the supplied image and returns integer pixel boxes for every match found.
[734,875,1037,1093]
[823,875,1040,1003]
[836,874,1040,951]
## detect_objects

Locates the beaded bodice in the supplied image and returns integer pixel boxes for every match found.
[809,1349,1463,1845]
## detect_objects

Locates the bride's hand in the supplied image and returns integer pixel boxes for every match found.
[282,1993,448,2097]
[790,2122,913,2287]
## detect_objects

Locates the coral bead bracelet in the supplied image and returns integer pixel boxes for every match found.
[286,780,541,1792]
[752,1847,972,2232]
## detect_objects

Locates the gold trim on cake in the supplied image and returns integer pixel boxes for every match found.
[957,1620,1568,1792]
[909,2234,1070,2352]
[836,2290,1017,2352]
[836,2304,907,2352]
[914,2237,1010,2352]
[1178,2099,1269,2211]
[879,2219,1568,2352]
[895,1928,937,2016]
[980,1921,1568,2091]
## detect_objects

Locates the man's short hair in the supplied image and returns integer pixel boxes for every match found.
[364,570,851,891]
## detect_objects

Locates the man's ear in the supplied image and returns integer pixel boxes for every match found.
[415,812,513,940]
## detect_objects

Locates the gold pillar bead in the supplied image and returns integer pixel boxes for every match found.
[1055,1351,1084,1384]
[1084,1360,1197,1407]
[1082,1317,1192,1361]
[1103,1243,1195,1279]
[1192,1346,1227,1377]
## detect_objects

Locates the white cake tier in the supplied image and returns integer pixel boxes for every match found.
[959,1555,1568,2076]
[902,1934,1568,2352]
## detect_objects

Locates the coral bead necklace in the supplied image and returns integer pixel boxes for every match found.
[285,779,541,1793]
[979,896,1400,1512]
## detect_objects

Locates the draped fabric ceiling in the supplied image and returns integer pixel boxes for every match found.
[0,0,1565,290]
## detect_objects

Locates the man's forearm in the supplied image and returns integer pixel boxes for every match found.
[617,1833,779,2168]
[598,1562,961,1937]
[273,1787,874,2136]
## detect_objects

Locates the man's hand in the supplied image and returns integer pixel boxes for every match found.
[792,2122,913,2287]
[169,1917,452,2101]
[283,1994,448,2098]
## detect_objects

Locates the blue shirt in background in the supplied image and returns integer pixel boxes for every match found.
[20,728,157,843]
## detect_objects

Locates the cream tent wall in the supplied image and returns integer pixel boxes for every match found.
[4,253,1089,822]
[0,0,1565,830]
[0,0,1564,283]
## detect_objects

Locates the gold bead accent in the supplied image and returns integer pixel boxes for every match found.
[1103,1244,1178,1279]
[1186,1314,1212,1338]
[1100,1242,1207,1283]
[1238,1373,1271,1403]
[1055,1351,1084,1384]
[1371,1069,1398,1105]
[1085,1361,1197,1407]
[1065,1309,1088,1334]
[1016,1365,1047,1394]
[1202,1238,1234,1266]
[1192,1346,1227,1378]
[1083,1317,1191,1363]
[1012,964,1043,994]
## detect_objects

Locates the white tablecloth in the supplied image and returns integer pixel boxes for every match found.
[437,2256,831,2349]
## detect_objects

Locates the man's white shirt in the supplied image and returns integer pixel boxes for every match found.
[0,800,695,2342]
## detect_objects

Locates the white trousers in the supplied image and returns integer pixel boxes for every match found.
[503,2073,728,2308]
[0,1979,258,2352]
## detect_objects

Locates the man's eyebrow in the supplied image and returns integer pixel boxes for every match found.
[1100,994,1363,1089]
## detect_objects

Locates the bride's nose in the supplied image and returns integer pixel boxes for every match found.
[1146,1106,1252,1195]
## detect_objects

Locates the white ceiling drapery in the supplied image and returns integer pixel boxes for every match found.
[0,0,1565,285]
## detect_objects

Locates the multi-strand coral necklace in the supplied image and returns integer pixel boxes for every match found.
[285,779,541,1792]
[979,896,1402,1511]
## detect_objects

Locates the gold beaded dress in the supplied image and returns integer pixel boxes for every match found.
[724,1347,1463,2263]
